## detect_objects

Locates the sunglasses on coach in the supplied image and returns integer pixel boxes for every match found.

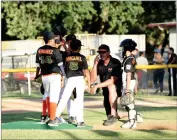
[97,51,108,54]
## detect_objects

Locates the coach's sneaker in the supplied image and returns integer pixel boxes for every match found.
[68,116,76,124]
[48,118,60,126]
[136,113,143,123]
[103,115,117,126]
[40,115,47,123]
[57,117,68,124]
[77,122,85,127]
[121,121,136,129]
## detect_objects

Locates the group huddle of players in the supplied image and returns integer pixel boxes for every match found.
[35,27,143,129]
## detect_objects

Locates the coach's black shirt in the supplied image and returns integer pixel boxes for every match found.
[97,56,122,85]
[122,55,136,80]
[36,45,63,75]
[65,52,88,78]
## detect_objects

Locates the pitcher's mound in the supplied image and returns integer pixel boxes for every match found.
[2,121,93,130]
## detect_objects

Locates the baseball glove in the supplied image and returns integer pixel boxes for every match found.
[34,74,42,83]
[120,92,134,107]
[40,84,45,95]
[70,88,77,100]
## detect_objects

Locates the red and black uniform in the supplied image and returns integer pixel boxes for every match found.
[36,45,63,75]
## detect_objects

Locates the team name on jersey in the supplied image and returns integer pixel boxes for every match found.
[66,56,82,61]
[38,49,53,55]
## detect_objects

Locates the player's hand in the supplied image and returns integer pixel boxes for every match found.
[90,85,98,94]
[94,55,100,65]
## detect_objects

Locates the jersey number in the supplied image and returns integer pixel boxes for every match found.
[69,62,79,70]
[40,56,53,64]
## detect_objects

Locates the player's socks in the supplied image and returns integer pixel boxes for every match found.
[42,100,47,116]
[50,102,57,120]
[46,97,50,116]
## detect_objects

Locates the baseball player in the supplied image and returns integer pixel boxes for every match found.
[35,31,66,126]
[119,39,143,129]
[53,32,78,124]
[55,39,90,127]
[34,74,49,123]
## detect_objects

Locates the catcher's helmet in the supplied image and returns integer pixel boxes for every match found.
[119,39,137,57]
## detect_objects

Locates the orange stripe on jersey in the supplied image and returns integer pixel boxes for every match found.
[66,56,82,61]
[38,49,53,55]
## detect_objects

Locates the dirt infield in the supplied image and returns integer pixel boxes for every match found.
[2,98,177,131]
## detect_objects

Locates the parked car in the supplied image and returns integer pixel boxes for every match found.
[1,52,39,94]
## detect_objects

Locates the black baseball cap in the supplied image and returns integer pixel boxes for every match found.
[43,31,55,42]
[66,34,76,42]
[98,44,110,52]
[70,39,83,51]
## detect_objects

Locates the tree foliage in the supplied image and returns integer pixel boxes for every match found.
[1,1,176,40]
[2,1,62,39]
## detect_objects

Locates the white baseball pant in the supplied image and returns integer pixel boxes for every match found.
[59,80,77,118]
[122,71,136,95]
[42,74,61,103]
[56,76,85,123]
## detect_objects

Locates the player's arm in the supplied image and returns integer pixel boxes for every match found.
[55,49,66,76]
[90,55,100,83]
[82,56,90,88]
[62,39,71,55]
[95,76,117,88]
[124,58,134,93]
[83,69,91,89]
[35,50,41,78]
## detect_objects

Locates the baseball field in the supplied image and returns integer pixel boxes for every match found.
[2,92,177,139]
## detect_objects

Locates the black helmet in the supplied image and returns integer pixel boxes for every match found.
[119,39,137,57]
[53,25,67,37]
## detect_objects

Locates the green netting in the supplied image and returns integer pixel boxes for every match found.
[2,121,93,130]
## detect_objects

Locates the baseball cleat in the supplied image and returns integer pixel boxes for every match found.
[40,115,47,124]
[136,113,143,123]
[77,122,85,127]
[48,118,60,126]
[103,115,117,126]
[68,116,76,124]
[121,121,136,129]
[57,117,68,124]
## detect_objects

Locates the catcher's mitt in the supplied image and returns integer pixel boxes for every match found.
[70,88,77,100]
[34,74,42,83]
[40,84,45,95]
[120,92,134,107]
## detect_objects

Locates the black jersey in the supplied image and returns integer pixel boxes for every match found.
[65,52,88,78]
[97,56,122,83]
[122,55,136,80]
[36,45,63,75]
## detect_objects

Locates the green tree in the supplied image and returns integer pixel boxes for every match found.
[2,1,62,39]
[57,1,96,34]
[90,1,144,34]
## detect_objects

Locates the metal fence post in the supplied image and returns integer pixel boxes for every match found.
[27,70,31,96]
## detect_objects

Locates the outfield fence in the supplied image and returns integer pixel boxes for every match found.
[1,64,177,97]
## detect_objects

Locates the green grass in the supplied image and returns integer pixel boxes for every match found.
[2,130,176,139]
[2,93,177,139]
[2,105,177,139]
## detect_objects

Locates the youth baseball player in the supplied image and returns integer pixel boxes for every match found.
[54,32,78,124]
[119,39,143,129]
[55,39,90,127]
[35,31,66,126]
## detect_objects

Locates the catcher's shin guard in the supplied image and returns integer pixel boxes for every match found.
[121,103,137,129]
[126,103,137,122]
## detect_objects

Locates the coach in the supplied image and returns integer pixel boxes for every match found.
[90,44,122,126]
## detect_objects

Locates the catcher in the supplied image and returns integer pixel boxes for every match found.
[119,39,143,129]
